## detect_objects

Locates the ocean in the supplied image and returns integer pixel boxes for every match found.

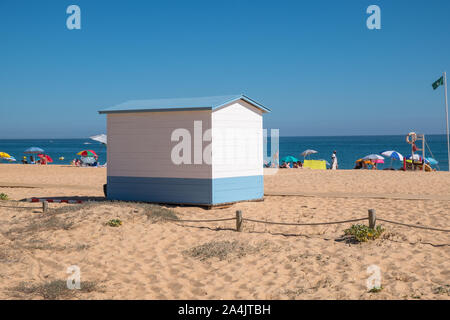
[0,135,448,171]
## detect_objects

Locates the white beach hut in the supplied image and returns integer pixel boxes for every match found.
[99,94,271,205]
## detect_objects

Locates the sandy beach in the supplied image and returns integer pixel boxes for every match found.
[0,164,449,300]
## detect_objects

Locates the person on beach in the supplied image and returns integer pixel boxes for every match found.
[29,156,35,164]
[331,151,338,170]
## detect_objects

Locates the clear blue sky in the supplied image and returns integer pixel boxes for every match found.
[1,0,449,138]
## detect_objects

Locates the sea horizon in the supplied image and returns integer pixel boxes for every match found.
[1,133,449,139]
[1,134,448,170]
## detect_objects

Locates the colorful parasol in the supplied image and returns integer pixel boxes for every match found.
[0,152,12,158]
[24,147,45,154]
[38,154,53,163]
[77,150,98,158]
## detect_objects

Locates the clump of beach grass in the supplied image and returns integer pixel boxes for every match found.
[10,280,99,300]
[184,240,269,261]
[344,224,385,242]
[144,205,179,223]
[433,285,450,296]
[0,193,9,200]
[5,215,74,238]
[50,202,102,215]
[13,238,66,251]
[106,218,123,227]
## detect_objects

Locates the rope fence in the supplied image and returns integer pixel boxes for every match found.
[17,201,450,233]
[377,218,450,233]
[168,209,450,233]
[166,217,236,223]
[243,217,367,226]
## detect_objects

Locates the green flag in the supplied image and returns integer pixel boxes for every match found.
[432,76,444,90]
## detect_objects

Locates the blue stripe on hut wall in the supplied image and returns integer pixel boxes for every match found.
[212,175,263,204]
[106,175,264,205]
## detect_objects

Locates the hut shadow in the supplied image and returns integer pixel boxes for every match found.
[19,196,107,202]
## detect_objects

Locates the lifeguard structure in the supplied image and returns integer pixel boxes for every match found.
[404,132,433,171]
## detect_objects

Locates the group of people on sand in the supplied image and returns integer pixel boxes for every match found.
[272,151,339,170]
[21,156,47,165]
[354,159,378,170]
[280,161,303,169]
[71,158,98,167]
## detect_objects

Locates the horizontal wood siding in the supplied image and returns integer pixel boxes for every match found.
[212,101,264,179]
[107,111,212,179]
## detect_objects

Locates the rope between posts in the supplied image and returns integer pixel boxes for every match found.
[377,218,450,233]
[243,217,367,226]
[165,217,236,223]
[166,214,450,232]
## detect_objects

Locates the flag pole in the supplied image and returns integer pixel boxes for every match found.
[444,71,450,171]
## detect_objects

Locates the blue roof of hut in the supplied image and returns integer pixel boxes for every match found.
[98,94,271,114]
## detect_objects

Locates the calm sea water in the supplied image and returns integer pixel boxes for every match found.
[274,135,449,171]
[0,139,107,166]
[0,135,448,170]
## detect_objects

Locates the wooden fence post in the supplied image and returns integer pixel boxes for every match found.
[368,209,376,229]
[236,210,243,232]
[42,201,48,213]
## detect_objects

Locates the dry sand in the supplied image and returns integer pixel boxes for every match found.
[0,164,449,300]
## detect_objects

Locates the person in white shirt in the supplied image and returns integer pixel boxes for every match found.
[331,151,338,170]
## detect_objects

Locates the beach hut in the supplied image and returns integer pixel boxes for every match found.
[98,94,271,205]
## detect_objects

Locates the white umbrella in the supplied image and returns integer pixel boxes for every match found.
[301,149,318,158]
[362,154,384,161]
[381,150,403,161]
[381,150,403,168]
[90,134,107,145]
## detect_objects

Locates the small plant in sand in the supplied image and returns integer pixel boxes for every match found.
[0,193,9,200]
[344,224,384,242]
[106,219,123,227]
[368,286,383,293]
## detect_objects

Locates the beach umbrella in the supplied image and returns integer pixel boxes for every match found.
[38,154,53,163]
[90,134,107,145]
[381,150,403,161]
[77,150,98,159]
[425,157,438,165]
[5,157,16,162]
[362,154,384,161]
[300,149,318,158]
[0,152,12,158]
[281,155,299,163]
[24,147,44,154]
